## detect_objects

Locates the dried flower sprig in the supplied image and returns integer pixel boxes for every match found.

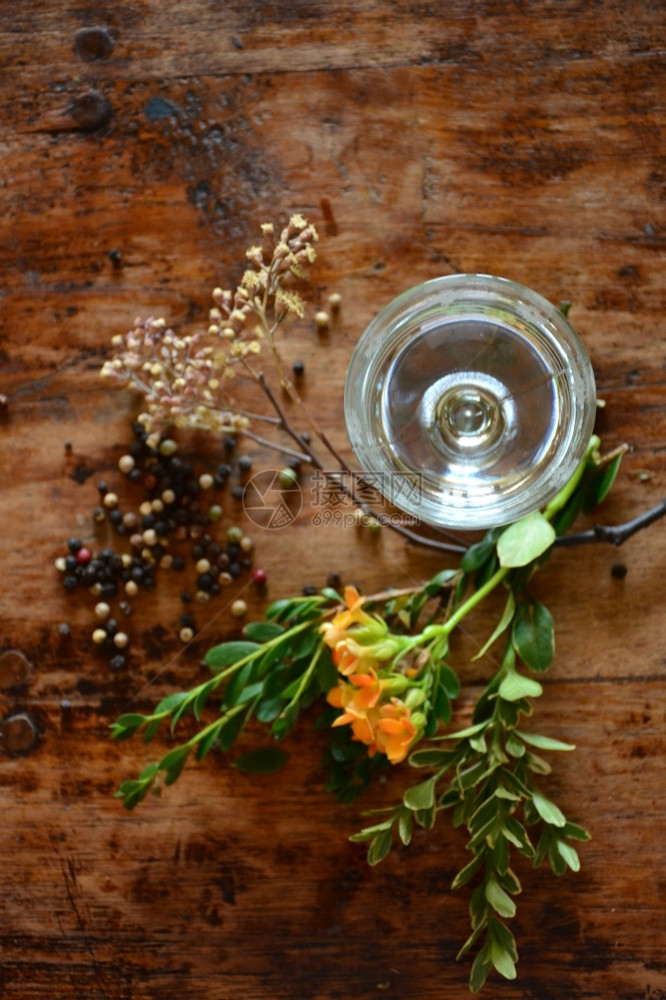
[100,215,319,448]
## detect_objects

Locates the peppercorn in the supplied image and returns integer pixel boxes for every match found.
[302,584,318,596]
[159,439,178,457]
[231,599,247,618]
[251,568,267,587]
[109,654,127,672]
[292,360,305,376]
[237,455,252,472]
[278,467,298,488]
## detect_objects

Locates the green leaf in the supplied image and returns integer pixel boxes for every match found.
[161,746,190,786]
[472,592,516,661]
[265,598,297,621]
[532,791,567,827]
[414,803,437,830]
[367,829,393,866]
[515,730,575,752]
[485,875,516,918]
[142,717,163,743]
[524,751,552,775]
[233,746,289,774]
[451,850,485,890]
[112,712,147,732]
[489,916,518,961]
[403,775,438,811]
[422,568,459,595]
[243,621,285,641]
[492,834,510,874]
[217,710,246,753]
[497,511,556,568]
[497,867,521,895]
[582,452,624,512]
[254,696,286,723]
[556,839,581,871]
[409,747,459,769]
[194,725,223,762]
[193,685,211,722]
[490,940,517,980]
[154,691,190,716]
[205,640,261,671]
[445,721,489,740]
[561,821,591,842]
[439,661,461,699]
[469,945,492,994]
[223,661,257,707]
[502,816,535,857]
[462,530,499,572]
[116,779,152,810]
[498,672,543,702]
[349,819,395,842]
[291,627,320,659]
[398,809,412,846]
[512,598,554,672]
[315,650,338,692]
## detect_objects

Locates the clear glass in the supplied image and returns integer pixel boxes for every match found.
[344,274,597,530]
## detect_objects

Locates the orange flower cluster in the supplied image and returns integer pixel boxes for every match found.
[321,587,421,764]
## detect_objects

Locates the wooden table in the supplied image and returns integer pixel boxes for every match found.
[1,2,664,997]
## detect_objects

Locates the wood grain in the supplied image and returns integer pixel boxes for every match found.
[1,2,664,997]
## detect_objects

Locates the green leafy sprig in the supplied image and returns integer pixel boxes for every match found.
[111,435,622,992]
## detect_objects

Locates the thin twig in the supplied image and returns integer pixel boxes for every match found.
[555,499,666,547]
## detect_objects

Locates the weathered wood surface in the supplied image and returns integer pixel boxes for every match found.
[1,2,665,997]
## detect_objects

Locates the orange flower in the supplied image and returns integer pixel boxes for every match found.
[332,638,380,677]
[326,677,420,764]
[375,699,419,764]
[326,679,381,748]
[320,586,374,650]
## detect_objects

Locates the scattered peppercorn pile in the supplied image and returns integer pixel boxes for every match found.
[55,421,265,671]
